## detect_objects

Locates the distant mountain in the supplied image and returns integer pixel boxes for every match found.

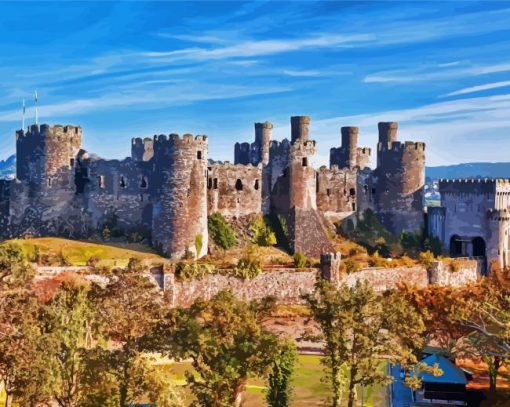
[0,155,15,180]
[426,162,510,180]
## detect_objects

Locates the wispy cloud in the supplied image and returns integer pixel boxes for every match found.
[0,83,293,123]
[303,94,510,166]
[364,62,510,84]
[282,69,322,77]
[142,33,375,61]
[442,80,510,97]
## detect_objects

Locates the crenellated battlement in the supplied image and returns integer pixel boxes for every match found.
[378,140,426,153]
[16,124,82,142]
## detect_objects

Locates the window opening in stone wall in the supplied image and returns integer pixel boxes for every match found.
[140,176,148,189]
[372,188,376,195]
[352,203,356,211]
[349,188,356,196]
[47,178,52,187]
[235,179,243,191]
[197,151,202,160]
[302,157,308,167]
[120,176,127,188]
[70,158,75,168]
[208,178,212,189]
[213,178,218,189]
[254,179,259,190]
[326,188,331,197]
[364,184,369,195]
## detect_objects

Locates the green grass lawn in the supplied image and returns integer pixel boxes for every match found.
[160,355,388,407]
[4,237,165,267]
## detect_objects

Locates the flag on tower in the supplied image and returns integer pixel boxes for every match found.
[22,99,26,130]
[34,90,38,125]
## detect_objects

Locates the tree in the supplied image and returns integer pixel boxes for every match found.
[266,339,297,407]
[453,268,510,392]
[207,213,237,250]
[91,271,164,407]
[0,290,52,407]
[0,243,34,288]
[158,290,279,407]
[304,280,426,407]
[40,275,97,407]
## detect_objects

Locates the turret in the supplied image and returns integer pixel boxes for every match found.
[15,124,82,190]
[151,134,209,259]
[378,121,398,147]
[254,121,272,165]
[290,116,310,143]
[341,126,358,169]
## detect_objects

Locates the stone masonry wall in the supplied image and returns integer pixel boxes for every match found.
[33,258,482,307]
[207,162,262,218]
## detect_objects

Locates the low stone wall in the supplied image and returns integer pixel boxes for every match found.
[342,265,429,292]
[32,257,484,307]
[428,259,483,287]
[165,268,318,307]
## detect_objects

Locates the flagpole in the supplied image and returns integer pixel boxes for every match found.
[22,99,25,130]
[34,90,38,125]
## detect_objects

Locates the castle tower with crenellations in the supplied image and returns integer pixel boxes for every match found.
[151,134,209,259]
[330,126,371,170]
[2,113,430,262]
[373,122,426,233]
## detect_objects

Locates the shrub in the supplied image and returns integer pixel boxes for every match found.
[208,213,237,250]
[293,252,307,268]
[127,257,144,273]
[57,250,71,266]
[234,256,262,279]
[175,261,216,280]
[344,258,361,274]
[368,251,390,268]
[450,260,461,273]
[419,251,435,267]
[86,256,100,267]
[250,215,277,246]
[195,234,204,257]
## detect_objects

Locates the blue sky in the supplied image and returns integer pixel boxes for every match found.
[1,1,510,166]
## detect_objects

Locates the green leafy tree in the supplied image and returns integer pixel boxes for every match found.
[208,213,237,250]
[159,290,279,407]
[41,276,97,407]
[91,271,164,407]
[0,290,53,407]
[250,215,277,246]
[266,339,297,407]
[303,280,425,407]
[0,243,34,288]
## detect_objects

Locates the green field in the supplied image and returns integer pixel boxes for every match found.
[163,355,388,407]
[5,237,165,267]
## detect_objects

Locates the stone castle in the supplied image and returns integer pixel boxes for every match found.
[0,115,506,268]
[0,116,425,259]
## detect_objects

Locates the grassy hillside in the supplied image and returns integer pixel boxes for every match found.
[4,237,165,267]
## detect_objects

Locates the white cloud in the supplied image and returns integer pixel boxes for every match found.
[282,69,322,77]
[364,62,510,84]
[442,80,510,97]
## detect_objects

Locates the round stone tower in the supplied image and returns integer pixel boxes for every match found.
[254,121,273,165]
[151,133,208,259]
[290,116,310,144]
[341,126,359,169]
[16,124,82,190]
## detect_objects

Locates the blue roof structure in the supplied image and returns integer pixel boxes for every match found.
[419,354,468,385]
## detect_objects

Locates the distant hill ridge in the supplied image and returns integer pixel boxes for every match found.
[426,162,510,180]
[0,154,508,181]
